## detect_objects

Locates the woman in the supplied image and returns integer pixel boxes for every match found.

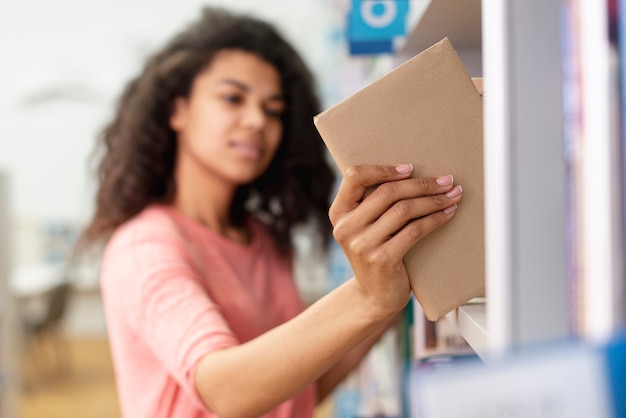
[79,6,462,418]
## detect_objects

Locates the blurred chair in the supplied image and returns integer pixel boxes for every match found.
[19,281,73,391]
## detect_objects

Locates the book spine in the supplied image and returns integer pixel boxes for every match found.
[561,0,584,338]
[568,0,623,341]
[617,0,626,330]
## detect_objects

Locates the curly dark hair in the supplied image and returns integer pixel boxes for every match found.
[78,6,336,255]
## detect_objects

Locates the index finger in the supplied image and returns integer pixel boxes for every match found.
[328,164,413,226]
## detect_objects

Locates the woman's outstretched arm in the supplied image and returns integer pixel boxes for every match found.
[194,164,462,418]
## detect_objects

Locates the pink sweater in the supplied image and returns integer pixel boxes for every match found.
[100,205,316,417]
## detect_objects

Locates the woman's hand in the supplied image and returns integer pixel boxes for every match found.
[328,164,463,319]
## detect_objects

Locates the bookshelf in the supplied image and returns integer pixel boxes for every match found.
[400,0,624,360]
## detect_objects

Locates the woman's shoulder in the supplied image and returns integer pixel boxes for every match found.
[108,204,185,248]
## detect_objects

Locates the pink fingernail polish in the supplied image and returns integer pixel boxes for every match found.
[444,204,457,214]
[395,164,413,174]
[446,185,463,198]
[436,175,453,186]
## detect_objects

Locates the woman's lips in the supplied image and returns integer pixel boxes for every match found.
[230,140,262,159]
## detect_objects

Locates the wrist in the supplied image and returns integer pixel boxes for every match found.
[344,277,407,328]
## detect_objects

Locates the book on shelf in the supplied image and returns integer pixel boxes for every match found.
[314,37,485,321]
[411,296,474,361]
[561,0,626,340]
[561,0,585,338]
[615,0,626,330]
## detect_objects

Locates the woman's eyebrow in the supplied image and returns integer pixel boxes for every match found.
[218,79,284,101]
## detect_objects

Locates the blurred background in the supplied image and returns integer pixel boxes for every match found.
[0,1,436,417]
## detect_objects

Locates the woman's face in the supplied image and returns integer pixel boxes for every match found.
[170,49,285,188]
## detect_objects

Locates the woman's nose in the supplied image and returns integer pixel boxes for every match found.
[242,103,266,129]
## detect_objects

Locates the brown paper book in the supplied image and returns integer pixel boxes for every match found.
[314,38,484,321]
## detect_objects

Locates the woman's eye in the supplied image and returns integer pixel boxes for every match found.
[264,107,284,118]
[222,94,243,104]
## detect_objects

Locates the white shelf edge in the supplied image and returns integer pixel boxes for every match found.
[456,303,488,360]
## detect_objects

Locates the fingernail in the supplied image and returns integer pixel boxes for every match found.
[444,204,457,214]
[395,163,413,174]
[446,185,463,198]
[436,175,453,186]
